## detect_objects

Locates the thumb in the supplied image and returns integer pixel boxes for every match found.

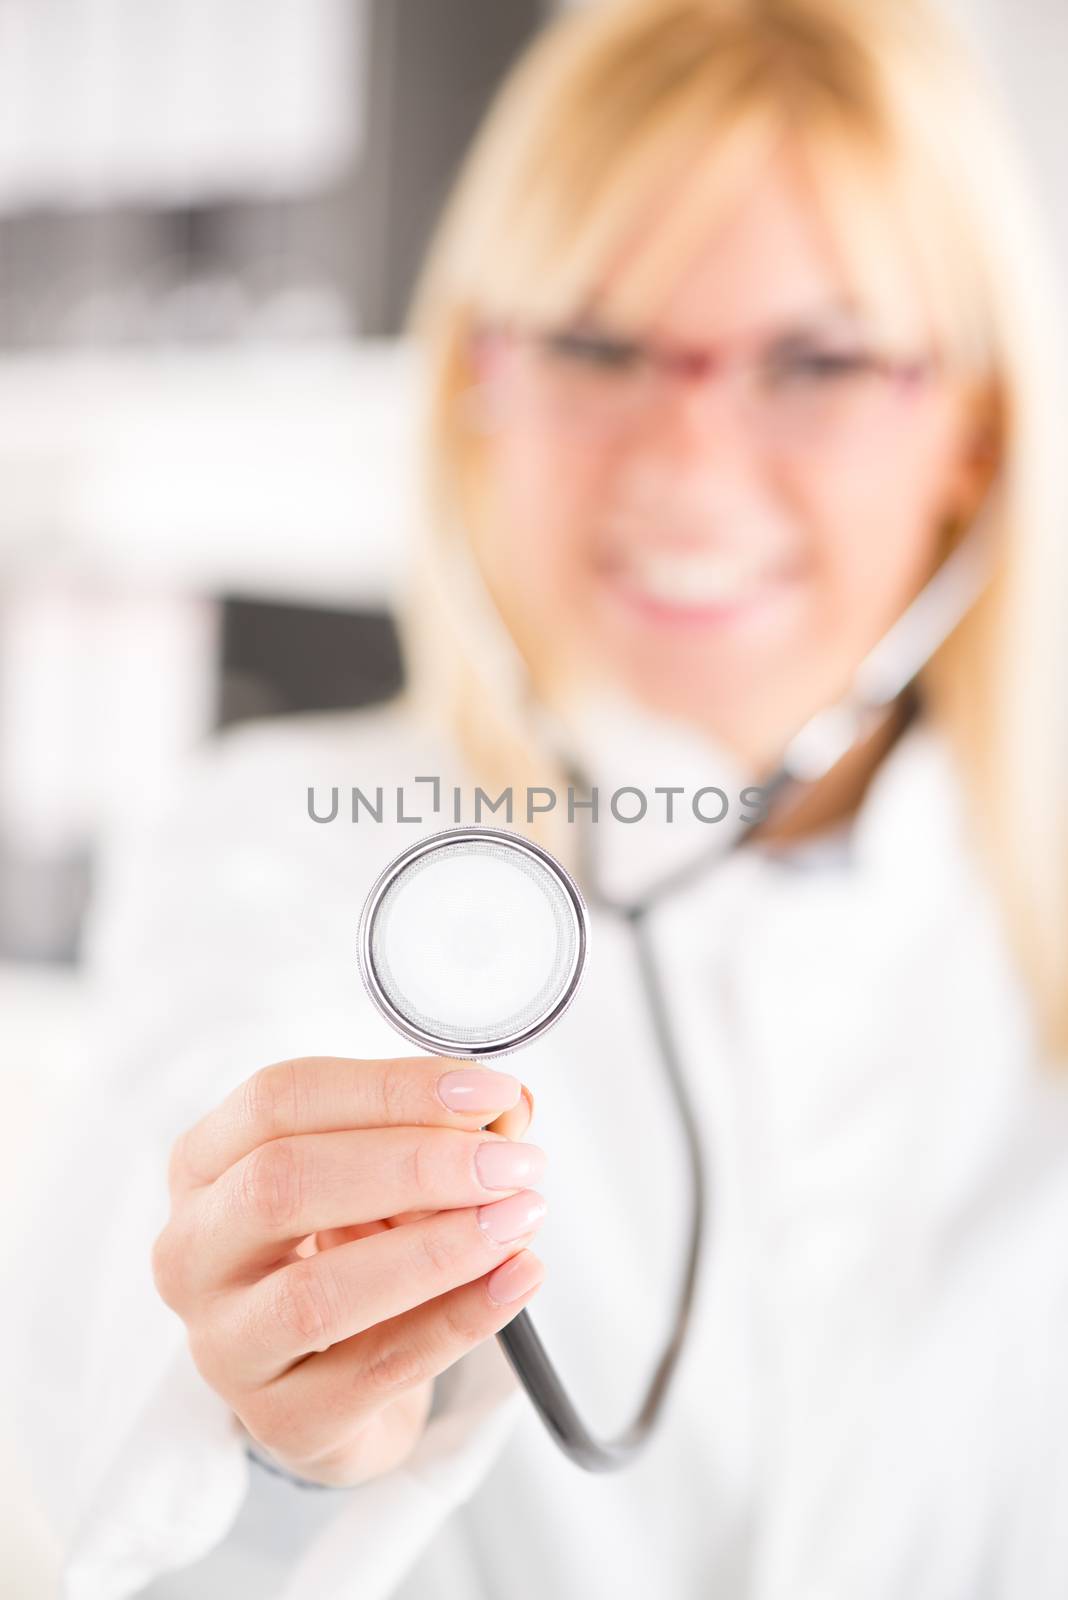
[485,1084,534,1142]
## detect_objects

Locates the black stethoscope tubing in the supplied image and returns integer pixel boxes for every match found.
[493,708,913,1470]
[493,501,993,1470]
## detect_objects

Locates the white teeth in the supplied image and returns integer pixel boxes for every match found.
[616,550,772,606]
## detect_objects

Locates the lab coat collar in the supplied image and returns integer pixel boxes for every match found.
[541,684,753,906]
[846,712,963,882]
[533,683,960,908]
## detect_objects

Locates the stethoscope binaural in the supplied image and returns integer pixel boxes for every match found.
[357,498,995,1473]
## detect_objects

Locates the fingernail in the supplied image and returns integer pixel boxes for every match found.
[475,1140,547,1191]
[487,1250,545,1305]
[518,1086,534,1136]
[477,1189,547,1244]
[437,1068,522,1113]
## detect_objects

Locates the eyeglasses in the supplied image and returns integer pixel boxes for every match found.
[472,320,938,454]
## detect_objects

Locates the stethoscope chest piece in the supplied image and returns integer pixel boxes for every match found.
[357,826,589,1060]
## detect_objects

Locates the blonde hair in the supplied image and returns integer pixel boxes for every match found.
[400,0,1068,1061]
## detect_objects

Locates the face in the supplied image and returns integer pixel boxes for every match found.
[471,146,991,772]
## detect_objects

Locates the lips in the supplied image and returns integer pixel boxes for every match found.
[607,545,778,605]
[595,532,806,621]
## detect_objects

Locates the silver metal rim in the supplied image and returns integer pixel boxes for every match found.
[356,825,590,1060]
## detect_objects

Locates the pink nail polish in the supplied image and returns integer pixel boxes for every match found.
[477,1189,547,1244]
[436,1068,521,1113]
[475,1141,547,1191]
[487,1250,545,1305]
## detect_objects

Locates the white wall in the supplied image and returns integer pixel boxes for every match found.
[949,0,1068,280]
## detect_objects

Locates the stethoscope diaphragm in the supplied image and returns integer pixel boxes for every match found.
[356,826,589,1059]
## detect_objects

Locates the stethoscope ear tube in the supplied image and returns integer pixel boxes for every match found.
[779,515,994,785]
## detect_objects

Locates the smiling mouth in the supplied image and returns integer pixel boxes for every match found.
[598,543,805,616]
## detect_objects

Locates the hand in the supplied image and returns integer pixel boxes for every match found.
[151,1056,546,1487]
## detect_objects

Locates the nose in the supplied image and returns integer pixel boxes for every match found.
[609,419,777,549]
[634,365,759,468]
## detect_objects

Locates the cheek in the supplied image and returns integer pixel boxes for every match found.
[791,400,962,633]
[483,431,610,602]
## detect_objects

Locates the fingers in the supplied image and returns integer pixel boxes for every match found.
[237,1250,545,1472]
[170,1056,526,1192]
[179,1125,548,1291]
[485,1085,534,1142]
[201,1191,548,1388]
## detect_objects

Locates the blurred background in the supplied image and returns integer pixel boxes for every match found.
[0,0,1065,1581]
[0,0,555,1179]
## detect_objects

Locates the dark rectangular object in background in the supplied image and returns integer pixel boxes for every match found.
[217,598,404,730]
[360,0,547,334]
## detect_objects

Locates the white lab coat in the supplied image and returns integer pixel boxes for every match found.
[9,691,1068,1600]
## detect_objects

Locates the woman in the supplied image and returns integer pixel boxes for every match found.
[11,0,1068,1596]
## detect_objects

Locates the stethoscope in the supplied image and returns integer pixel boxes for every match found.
[357,497,995,1472]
